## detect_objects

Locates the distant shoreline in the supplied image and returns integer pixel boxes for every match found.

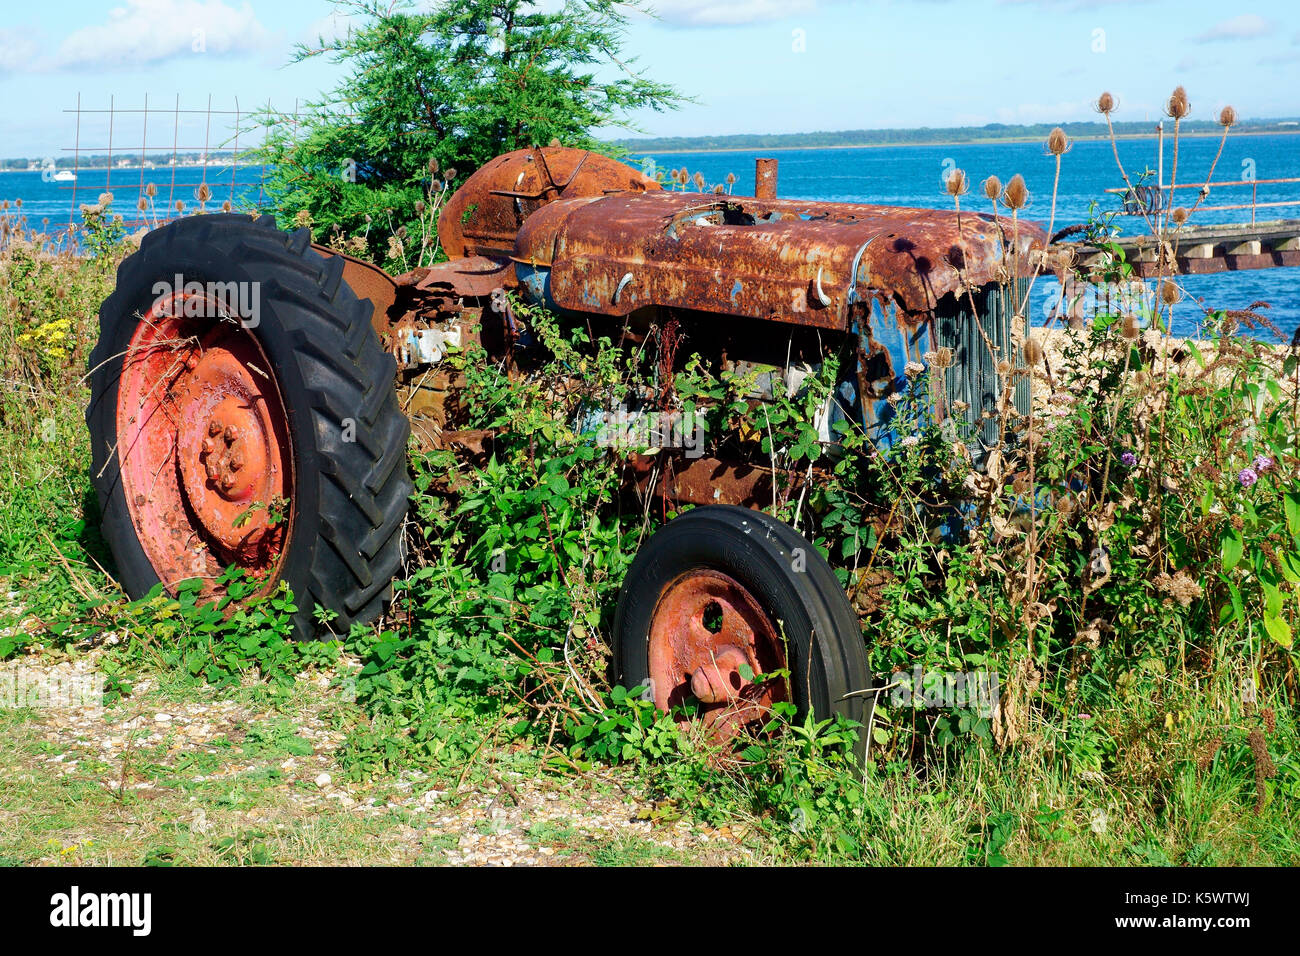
[619,128,1300,156]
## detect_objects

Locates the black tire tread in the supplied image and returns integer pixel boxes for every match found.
[87,213,412,640]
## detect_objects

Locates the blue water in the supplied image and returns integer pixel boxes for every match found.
[0,163,266,232]
[3,135,1296,339]
[639,134,1300,340]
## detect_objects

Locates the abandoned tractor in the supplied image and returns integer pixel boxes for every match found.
[88,146,1045,757]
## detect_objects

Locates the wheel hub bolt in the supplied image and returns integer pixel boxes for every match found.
[689,648,748,704]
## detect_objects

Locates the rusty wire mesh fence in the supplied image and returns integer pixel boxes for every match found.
[58,95,309,232]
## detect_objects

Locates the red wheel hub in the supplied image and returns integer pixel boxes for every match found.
[115,292,293,592]
[648,569,788,740]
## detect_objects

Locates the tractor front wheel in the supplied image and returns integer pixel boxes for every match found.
[613,505,874,762]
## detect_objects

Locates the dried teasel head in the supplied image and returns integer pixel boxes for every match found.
[1121,314,1140,340]
[427,157,439,176]
[982,175,1002,201]
[713,184,725,194]
[444,168,457,181]
[945,168,969,197]
[693,171,705,190]
[1023,337,1044,365]
[221,200,232,213]
[1046,127,1070,156]
[1166,86,1190,120]
[145,182,158,198]
[1170,206,1188,225]
[1002,174,1029,211]
[549,138,561,148]
[136,196,149,211]
[196,183,212,203]
[1159,280,1181,305]
[725,172,736,185]
[1218,105,1237,128]
[1095,91,1115,114]
[932,346,955,369]
[414,200,426,214]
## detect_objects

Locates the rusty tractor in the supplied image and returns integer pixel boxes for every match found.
[88,146,1045,756]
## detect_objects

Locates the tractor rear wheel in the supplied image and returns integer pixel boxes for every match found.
[86,213,411,640]
[613,505,874,762]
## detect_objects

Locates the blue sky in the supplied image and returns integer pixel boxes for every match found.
[1,0,1298,157]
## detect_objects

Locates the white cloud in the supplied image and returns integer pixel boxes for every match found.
[1262,49,1300,65]
[646,0,820,27]
[301,9,355,48]
[1192,14,1273,44]
[0,28,37,72]
[49,0,269,70]
[991,97,1099,124]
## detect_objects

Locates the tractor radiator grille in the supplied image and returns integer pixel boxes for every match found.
[934,279,1031,452]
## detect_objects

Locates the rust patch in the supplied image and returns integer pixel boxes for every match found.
[626,454,812,510]
[439,146,661,260]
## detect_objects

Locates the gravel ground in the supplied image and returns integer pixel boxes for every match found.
[0,640,752,867]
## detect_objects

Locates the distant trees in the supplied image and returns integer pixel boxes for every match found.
[612,119,1279,154]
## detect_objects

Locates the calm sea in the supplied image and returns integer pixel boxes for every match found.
[2,134,1296,339]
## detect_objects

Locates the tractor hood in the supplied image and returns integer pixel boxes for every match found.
[510,191,1045,330]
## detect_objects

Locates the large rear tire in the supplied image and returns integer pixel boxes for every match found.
[86,213,411,640]
[613,505,874,762]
